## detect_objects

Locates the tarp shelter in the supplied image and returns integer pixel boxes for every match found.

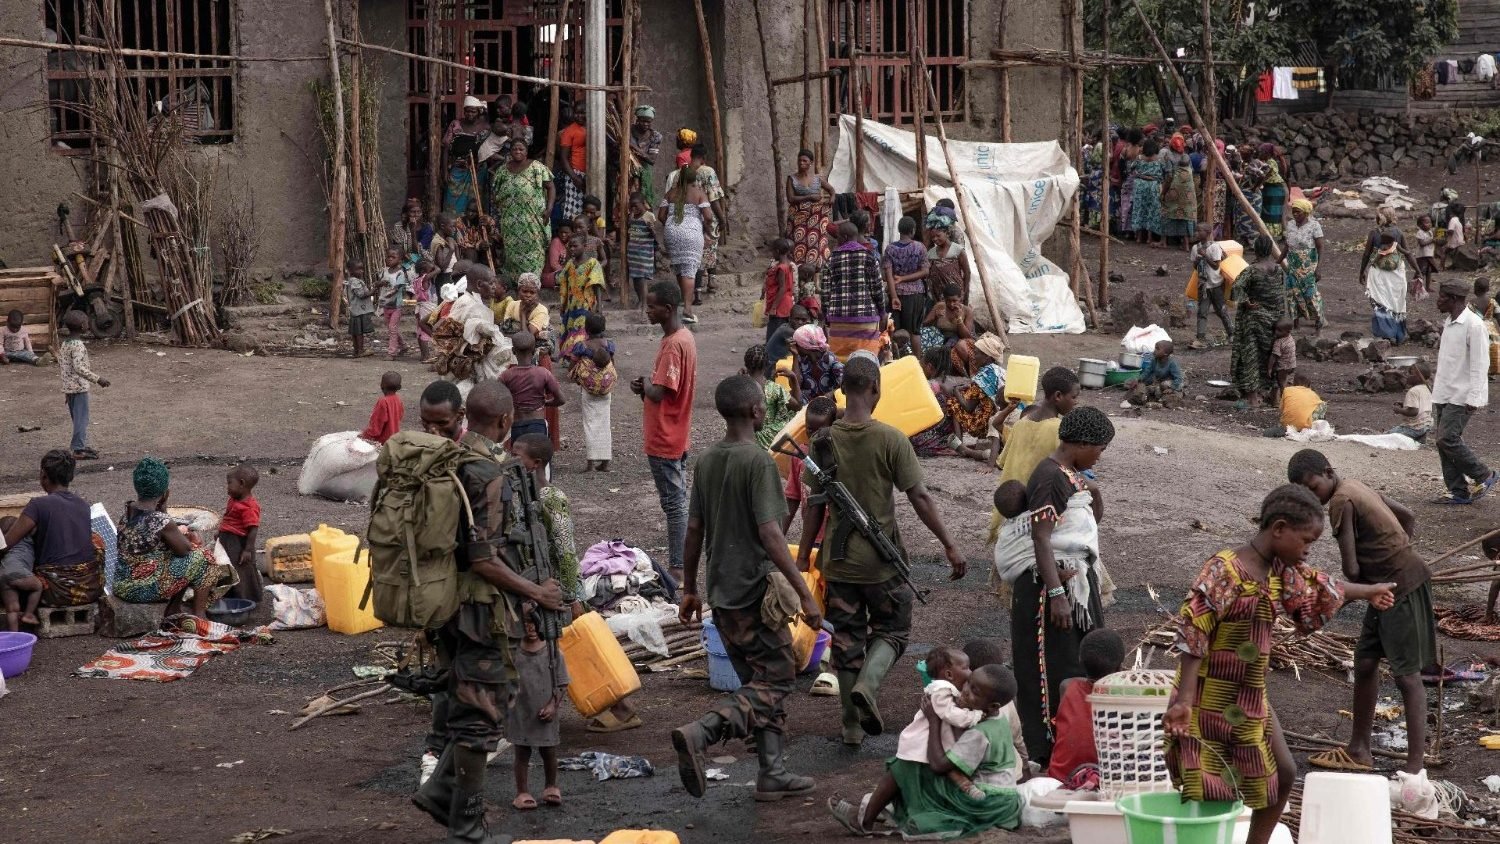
[828,116,1085,334]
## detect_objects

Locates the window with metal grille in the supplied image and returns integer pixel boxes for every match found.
[825,0,968,124]
[46,0,237,151]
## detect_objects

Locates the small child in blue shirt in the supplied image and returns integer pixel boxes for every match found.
[1129,340,1183,406]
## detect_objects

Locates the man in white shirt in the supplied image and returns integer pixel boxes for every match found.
[1432,280,1497,503]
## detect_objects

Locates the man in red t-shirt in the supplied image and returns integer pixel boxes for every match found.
[631,281,697,569]
[361,371,405,445]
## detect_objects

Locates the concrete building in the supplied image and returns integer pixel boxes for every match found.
[0,0,1065,275]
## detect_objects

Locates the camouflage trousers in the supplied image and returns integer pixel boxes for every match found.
[709,604,797,737]
[425,603,515,754]
[824,576,915,674]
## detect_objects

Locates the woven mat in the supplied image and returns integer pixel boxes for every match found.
[1435,604,1500,642]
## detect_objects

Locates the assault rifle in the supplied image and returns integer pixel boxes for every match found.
[774,436,928,604]
[506,462,566,643]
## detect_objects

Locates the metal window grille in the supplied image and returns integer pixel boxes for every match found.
[45,0,237,151]
[825,0,968,125]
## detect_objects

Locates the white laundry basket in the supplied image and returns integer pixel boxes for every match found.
[1089,668,1176,799]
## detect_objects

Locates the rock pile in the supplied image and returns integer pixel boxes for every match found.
[1222,111,1473,184]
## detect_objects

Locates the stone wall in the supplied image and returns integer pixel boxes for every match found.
[1221,110,1476,184]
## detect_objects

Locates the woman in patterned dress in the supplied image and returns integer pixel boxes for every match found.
[785,149,834,266]
[1229,236,1286,407]
[490,140,556,280]
[1281,199,1327,332]
[1159,134,1198,247]
[1165,485,1394,844]
[113,458,229,618]
[1129,139,1166,246]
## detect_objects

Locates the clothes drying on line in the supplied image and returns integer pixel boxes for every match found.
[1272,67,1298,100]
[1478,53,1496,81]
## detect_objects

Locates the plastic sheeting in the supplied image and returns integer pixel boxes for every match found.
[827,115,1085,334]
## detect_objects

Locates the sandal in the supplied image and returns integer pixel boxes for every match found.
[72,450,97,461]
[810,672,839,697]
[1307,748,1373,772]
[542,786,562,807]
[827,794,873,837]
[512,793,538,811]
[586,710,645,733]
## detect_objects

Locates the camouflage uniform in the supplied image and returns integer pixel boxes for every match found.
[823,576,916,672]
[709,604,797,736]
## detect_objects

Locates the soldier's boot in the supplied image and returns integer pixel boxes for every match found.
[411,744,455,826]
[670,712,727,798]
[837,670,865,747]
[753,728,816,801]
[446,746,510,843]
[851,639,899,737]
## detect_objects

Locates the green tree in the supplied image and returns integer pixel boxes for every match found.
[1277,0,1458,92]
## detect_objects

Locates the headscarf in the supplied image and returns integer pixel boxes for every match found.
[1257,142,1276,157]
[1214,139,1225,155]
[1169,135,1186,154]
[1058,407,1116,446]
[677,128,698,146]
[848,349,880,366]
[132,457,170,500]
[1143,123,1158,135]
[1291,198,1315,216]
[1375,207,1396,228]
[924,209,956,232]
[517,272,541,291]
[1440,280,1472,298]
[792,324,829,352]
[462,95,484,110]
[974,333,1006,362]
[634,105,656,119]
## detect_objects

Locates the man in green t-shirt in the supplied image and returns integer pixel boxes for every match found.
[671,375,823,801]
[795,355,966,746]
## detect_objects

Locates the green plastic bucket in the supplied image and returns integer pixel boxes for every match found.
[1117,792,1243,844]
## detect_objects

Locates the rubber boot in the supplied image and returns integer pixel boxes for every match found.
[753,728,816,801]
[419,337,435,363]
[447,746,510,843]
[851,640,899,737]
[412,744,455,826]
[670,712,727,798]
[837,670,865,747]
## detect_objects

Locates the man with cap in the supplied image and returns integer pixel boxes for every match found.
[1432,280,1497,503]
[630,104,664,206]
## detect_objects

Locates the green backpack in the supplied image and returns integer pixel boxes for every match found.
[364,431,485,629]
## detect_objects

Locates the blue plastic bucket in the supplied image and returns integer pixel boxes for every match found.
[701,618,740,691]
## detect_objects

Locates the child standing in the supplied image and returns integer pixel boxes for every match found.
[626,193,663,310]
[220,464,263,602]
[743,344,801,450]
[1165,485,1395,844]
[2,309,40,365]
[379,249,415,360]
[1414,215,1437,298]
[1267,319,1296,403]
[542,220,573,290]
[797,261,822,320]
[558,234,605,361]
[58,310,108,459]
[1391,362,1433,442]
[988,367,1079,545]
[1047,629,1125,787]
[507,598,570,810]
[361,371,405,445]
[763,238,797,344]
[345,260,375,358]
[1189,228,1232,349]
[1289,450,1432,776]
[500,331,565,445]
[569,313,616,472]
[781,395,835,543]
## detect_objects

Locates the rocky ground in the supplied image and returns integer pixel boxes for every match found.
[4,162,1500,843]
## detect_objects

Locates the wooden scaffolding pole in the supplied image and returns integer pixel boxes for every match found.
[800,0,813,151]
[1065,0,1097,325]
[544,0,573,177]
[425,5,440,214]
[997,0,1011,142]
[615,0,636,307]
[1199,0,1217,226]
[324,0,348,327]
[1127,0,1279,258]
[814,0,829,167]
[751,0,788,226]
[691,0,728,191]
[848,0,866,191]
[909,0,928,190]
[347,0,367,250]
[1098,0,1111,309]
[340,38,639,92]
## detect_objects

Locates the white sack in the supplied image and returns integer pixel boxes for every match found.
[298,431,380,503]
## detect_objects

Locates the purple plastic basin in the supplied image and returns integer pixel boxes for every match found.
[0,631,37,678]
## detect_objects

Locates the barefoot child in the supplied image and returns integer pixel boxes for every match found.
[764,238,797,343]
[1391,362,1433,442]
[361,371,405,446]
[220,464,263,602]
[1267,319,1296,402]
[1414,215,1438,295]
[569,314,616,471]
[1,450,102,630]
[744,344,801,450]
[671,374,822,801]
[1,309,40,365]
[1165,485,1396,844]
[58,310,109,459]
[500,331,565,446]
[345,260,375,358]
[379,249,415,360]
[1130,340,1184,406]
[508,598,569,810]
[1047,629,1125,788]
[626,194,664,308]
[0,518,38,628]
[830,665,1023,837]
[1289,450,1432,775]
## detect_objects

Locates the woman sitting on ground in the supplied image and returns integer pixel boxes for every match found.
[919,284,976,372]
[941,333,1010,463]
[791,324,844,400]
[113,457,229,617]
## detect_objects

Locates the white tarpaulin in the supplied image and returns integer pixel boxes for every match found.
[828,116,1085,334]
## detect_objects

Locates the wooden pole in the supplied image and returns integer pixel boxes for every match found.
[1127,0,1279,260]
[545,0,573,178]
[347,0,368,257]
[1099,0,1112,309]
[324,0,348,327]
[848,0,865,192]
[103,0,133,338]
[468,154,495,272]
[814,0,829,167]
[616,0,636,307]
[751,0,788,226]
[909,0,928,191]
[691,0,727,190]
[1064,0,1083,306]
[800,0,813,151]
[998,0,1011,142]
[1199,0,1217,228]
[339,38,638,92]
[425,2,441,215]
[920,60,1007,343]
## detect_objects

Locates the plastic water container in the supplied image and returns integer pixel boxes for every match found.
[314,547,384,635]
[803,629,831,674]
[789,619,818,669]
[1117,793,1242,844]
[1298,772,1392,844]
[1004,354,1041,402]
[701,617,741,692]
[309,524,359,573]
[599,831,680,844]
[560,611,641,718]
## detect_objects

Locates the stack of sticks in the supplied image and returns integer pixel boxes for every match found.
[1139,616,1356,675]
[1427,529,1500,586]
[618,615,706,673]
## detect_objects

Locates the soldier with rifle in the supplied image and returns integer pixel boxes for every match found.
[793,355,967,747]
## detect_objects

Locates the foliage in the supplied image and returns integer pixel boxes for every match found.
[249,278,282,305]
[297,276,332,300]
[1277,0,1458,89]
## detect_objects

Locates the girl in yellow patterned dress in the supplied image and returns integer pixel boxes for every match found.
[1164,484,1395,844]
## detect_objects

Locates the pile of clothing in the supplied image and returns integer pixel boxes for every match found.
[576,540,673,612]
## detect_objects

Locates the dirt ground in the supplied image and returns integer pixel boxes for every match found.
[5,162,1500,843]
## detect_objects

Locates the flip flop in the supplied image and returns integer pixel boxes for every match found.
[542,786,562,807]
[1435,494,1476,505]
[1307,748,1373,772]
[827,794,873,838]
[512,793,538,810]
[810,672,839,697]
[586,710,644,733]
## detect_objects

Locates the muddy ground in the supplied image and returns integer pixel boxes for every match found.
[5,163,1500,843]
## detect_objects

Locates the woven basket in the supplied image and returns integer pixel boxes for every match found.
[1088,668,1176,799]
